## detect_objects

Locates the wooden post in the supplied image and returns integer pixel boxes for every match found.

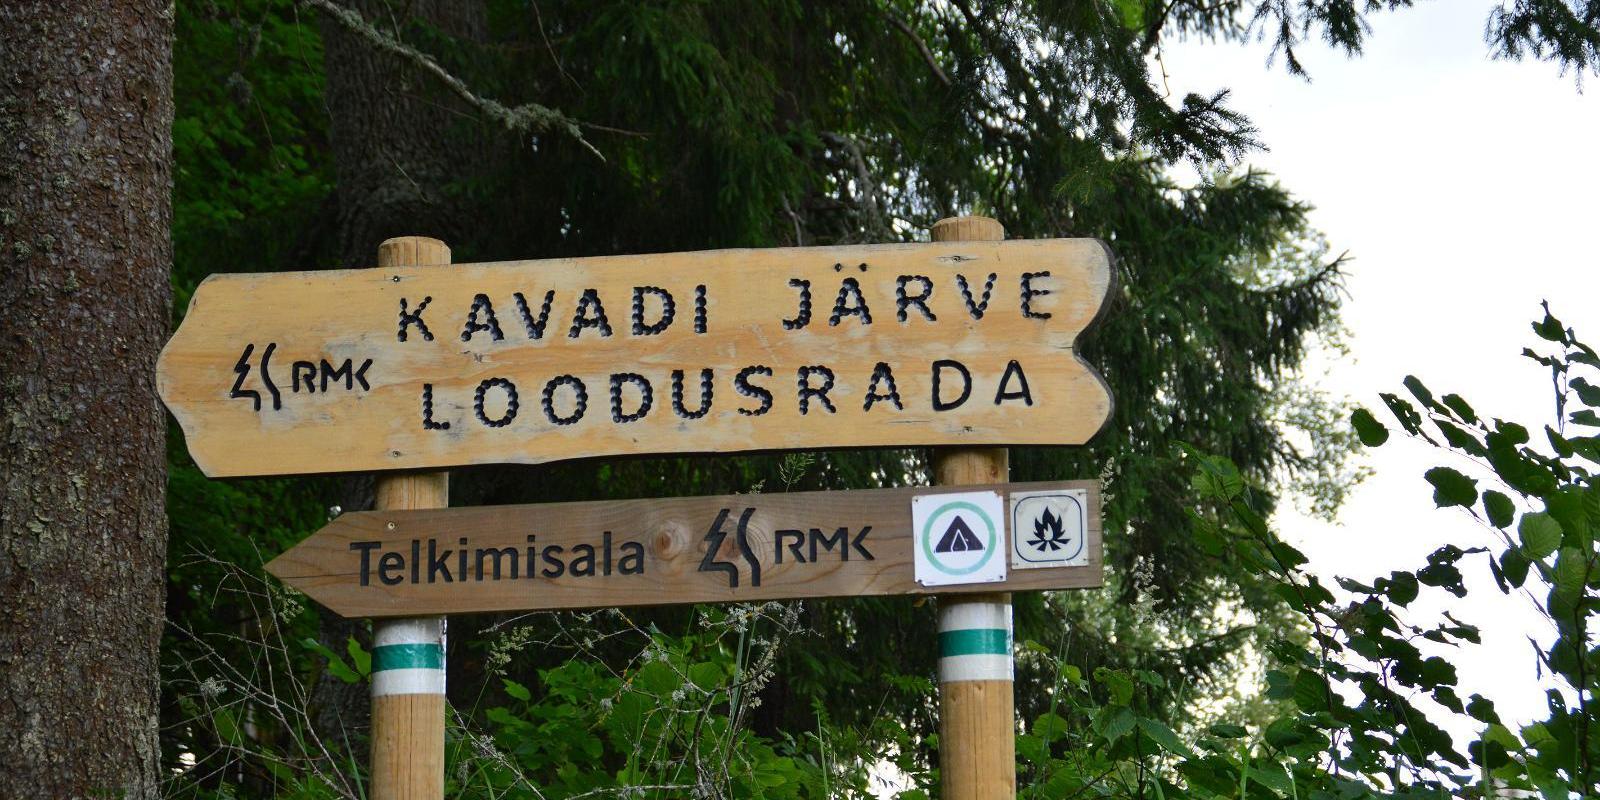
[369,236,451,800]
[931,215,1016,800]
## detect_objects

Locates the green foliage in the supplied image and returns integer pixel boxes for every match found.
[1425,466,1478,508]
[158,0,1363,765]
[1488,0,1600,82]
[458,623,839,798]
[171,0,333,299]
[1155,0,1600,82]
[1351,407,1390,447]
[161,0,1600,796]
[1004,309,1600,798]
[1350,305,1600,796]
[301,637,368,685]
[1158,0,1420,77]
[1520,512,1564,559]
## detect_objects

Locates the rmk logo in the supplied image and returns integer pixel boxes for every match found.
[700,508,762,588]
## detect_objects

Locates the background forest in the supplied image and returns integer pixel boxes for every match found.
[132,0,1600,797]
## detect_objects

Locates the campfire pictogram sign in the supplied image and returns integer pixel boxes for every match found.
[1010,490,1087,568]
[1026,509,1072,552]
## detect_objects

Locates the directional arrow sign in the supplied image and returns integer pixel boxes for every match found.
[159,239,1113,477]
[267,481,1101,618]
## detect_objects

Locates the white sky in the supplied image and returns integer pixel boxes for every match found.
[1161,2,1600,731]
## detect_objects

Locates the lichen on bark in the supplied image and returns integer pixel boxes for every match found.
[0,2,173,797]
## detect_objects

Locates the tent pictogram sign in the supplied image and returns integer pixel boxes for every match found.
[912,491,1006,587]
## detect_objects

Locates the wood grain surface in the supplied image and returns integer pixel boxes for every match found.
[367,236,450,800]
[930,214,1016,800]
[266,480,1102,618]
[159,239,1114,477]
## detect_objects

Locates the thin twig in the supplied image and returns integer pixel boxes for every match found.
[529,1,580,90]
[303,0,604,160]
[883,8,950,86]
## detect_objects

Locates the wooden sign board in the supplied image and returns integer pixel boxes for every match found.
[267,481,1101,618]
[158,240,1113,477]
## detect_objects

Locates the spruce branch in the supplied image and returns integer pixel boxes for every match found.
[883,8,951,86]
[302,0,604,161]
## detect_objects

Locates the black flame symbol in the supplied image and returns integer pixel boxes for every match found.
[1026,509,1069,551]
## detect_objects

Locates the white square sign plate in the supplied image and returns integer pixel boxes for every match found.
[912,490,1007,587]
[1010,488,1089,568]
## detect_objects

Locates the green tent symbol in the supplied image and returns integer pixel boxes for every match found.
[934,516,984,553]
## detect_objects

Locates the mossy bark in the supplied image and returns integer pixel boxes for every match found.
[0,2,172,797]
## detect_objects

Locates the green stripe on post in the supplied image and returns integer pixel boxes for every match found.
[939,628,1010,658]
[372,642,444,672]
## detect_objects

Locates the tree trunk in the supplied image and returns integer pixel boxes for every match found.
[0,3,173,798]
[320,0,487,266]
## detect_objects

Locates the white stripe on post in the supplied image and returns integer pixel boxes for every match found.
[373,667,447,697]
[938,600,1013,683]
[372,616,446,697]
